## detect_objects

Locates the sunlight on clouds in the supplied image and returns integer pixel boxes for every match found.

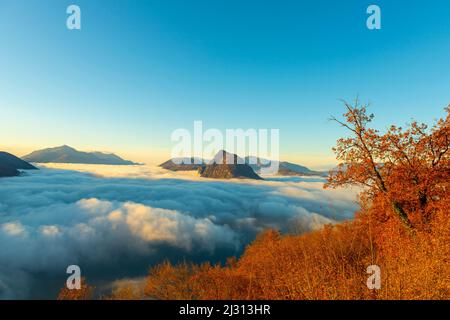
[0,164,358,298]
[39,225,60,236]
[37,163,201,180]
[1,221,27,237]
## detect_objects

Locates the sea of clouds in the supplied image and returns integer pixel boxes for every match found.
[0,164,358,299]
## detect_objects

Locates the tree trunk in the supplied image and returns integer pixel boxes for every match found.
[392,201,413,229]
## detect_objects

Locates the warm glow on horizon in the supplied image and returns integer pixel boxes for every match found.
[0,143,337,170]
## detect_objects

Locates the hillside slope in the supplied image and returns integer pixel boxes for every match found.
[23,145,137,165]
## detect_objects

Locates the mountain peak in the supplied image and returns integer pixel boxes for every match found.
[22,146,137,165]
[159,151,326,178]
[56,145,75,150]
[211,150,245,165]
[199,150,262,180]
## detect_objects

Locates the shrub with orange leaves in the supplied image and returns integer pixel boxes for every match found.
[326,100,449,229]
[58,103,449,300]
[57,277,95,300]
[142,104,449,300]
[105,284,142,300]
[142,204,448,300]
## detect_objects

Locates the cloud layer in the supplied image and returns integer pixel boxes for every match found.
[0,164,358,299]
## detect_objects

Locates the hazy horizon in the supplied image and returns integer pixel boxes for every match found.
[0,144,338,170]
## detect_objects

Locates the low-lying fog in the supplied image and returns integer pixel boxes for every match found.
[0,164,358,299]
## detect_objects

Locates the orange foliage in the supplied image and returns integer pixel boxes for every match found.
[142,204,448,300]
[141,104,449,300]
[57,277,95,300]
[326,99,449,229]
[59,103,449,300]
[144,261,197,300]
[105,285,142,300]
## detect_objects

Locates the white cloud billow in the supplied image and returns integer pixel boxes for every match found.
[0,164,358,298]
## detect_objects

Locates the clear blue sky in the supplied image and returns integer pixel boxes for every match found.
[1,0,449,168]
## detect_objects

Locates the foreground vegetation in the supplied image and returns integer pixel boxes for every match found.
[59,102,450,300]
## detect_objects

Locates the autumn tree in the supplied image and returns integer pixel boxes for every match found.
[144,261,196,300]
[104,285,141,300]
[325,99,450,229]
[57,277,95,300]
[139,103,449,301]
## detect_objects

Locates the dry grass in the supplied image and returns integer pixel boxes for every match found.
[141,204,449,300]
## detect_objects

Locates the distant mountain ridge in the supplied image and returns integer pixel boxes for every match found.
[159,157,205,171]
[0,151,37,178]
[245,156,327,177]
[159,153,326,177]
[22,145,138,165]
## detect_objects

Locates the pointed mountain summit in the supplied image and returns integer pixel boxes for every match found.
[22,145,138,165]
[209,150,245,165]
[159,152,325,177]
[199,150,262,180]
